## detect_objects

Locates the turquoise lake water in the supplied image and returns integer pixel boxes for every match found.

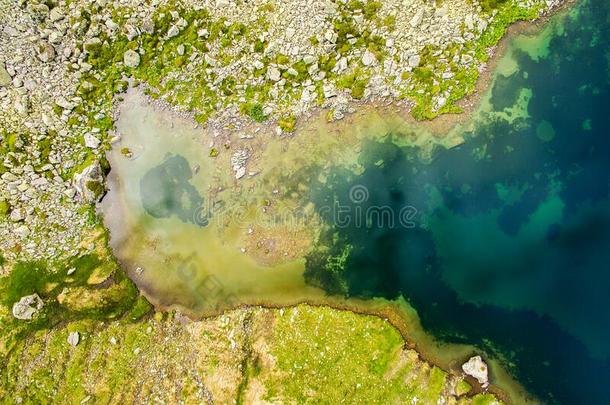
[308,0,610,403]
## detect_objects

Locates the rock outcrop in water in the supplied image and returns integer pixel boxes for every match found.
[462,355,489,388]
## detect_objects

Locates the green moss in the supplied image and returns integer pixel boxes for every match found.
[209,147,219,157]
[262,305,453,404]
[337,69,369,99]
[5,133,21,152]
[275,54,291,65]
[471,393,504,405]
[241,102,267,123]
[278,114,297,132]
[126,296,153,321]
[86,180,104,200]
[456,378,472,396]
[382,15,396,30]
[0,226,141,360]
[0,200,9,217]
[304,242,352,295]
[258,2,275,12]
[479,0,509,13]
[254,39,267,52]
[363,1,382,19]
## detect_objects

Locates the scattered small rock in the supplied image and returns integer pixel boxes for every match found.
[84,133,100,149]
[37,42,56,63]
[267,66,281,82]
[49,7,64,22]
[362,50,377,66]
[67,331,80,347]
[167,25,180,38]
[410,9,424,28]
[123,49,141,68]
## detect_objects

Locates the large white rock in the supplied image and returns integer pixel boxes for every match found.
[167,25,180,38]
[408,54,421,68]
[462,355,489,387]
[12,294,43,320]
[84,133,100,148]
[15,224,30,238]
[73,161,104,203]
[303,55,316,65]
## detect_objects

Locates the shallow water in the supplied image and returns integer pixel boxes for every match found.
[101,87,450,313]
[102,0,609,402]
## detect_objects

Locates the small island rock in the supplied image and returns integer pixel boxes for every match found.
[462,355,489,388]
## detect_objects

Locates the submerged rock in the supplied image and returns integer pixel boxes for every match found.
[462,355,489,388]
[12,294,44,320]
[140,154,205,225]
[231,150,249,179]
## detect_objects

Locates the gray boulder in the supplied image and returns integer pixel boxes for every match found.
[73,162,104,203]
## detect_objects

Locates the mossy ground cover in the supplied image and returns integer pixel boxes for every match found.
[0,300,502,404]
[249,305,502,404]
[0,221,143,359]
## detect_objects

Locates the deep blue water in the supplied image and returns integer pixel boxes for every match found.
[306,0,610,403]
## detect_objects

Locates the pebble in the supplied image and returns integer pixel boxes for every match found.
[67,331,80,347]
